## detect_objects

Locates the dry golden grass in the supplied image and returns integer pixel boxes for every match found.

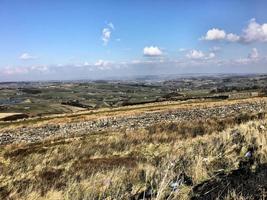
[0,113,25,120]
[1,97,266,130]
[0,111,267,199]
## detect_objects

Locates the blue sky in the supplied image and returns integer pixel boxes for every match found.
[1,0,267,81]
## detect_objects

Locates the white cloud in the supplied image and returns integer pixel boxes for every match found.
[2,66,29,75]
[94,59,111,70]
[102,28,112,45]
[226,33,240,42]
[235,57,251,65]
[19,53,36,60]
[2,54,267,81]
[208,52,216,59]
[248,48,259,59]
[202,18,267,43]
[143,46,163,57]
[186,49,215,60]
[30,65,48,72]
[203,28,226,40]
[101,22,115,45]
[242,18,267,42]
[1,65,49,76]
[202,28,240,42]
[107,22,115,30]
[186,49,205,59]
[236,48,260,64]
[95,59,109,66]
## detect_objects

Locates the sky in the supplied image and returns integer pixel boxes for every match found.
[1,0,267,81]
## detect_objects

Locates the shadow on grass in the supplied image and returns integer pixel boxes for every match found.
[191,163,267,200]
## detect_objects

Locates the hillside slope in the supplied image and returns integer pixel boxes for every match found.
[0,97,267,199]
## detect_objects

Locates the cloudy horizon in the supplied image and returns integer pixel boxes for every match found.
[1,1,267,81]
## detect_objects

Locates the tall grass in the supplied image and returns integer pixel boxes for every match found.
[0,116,267,199]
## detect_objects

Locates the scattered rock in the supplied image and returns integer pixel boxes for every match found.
[0,100,266,145]
[169,172,193,191]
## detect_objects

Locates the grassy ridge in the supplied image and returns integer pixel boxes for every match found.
[1,97,266,130]
[0,107,266,199]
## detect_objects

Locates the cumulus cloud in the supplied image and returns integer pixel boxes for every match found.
[242,18,267,42]
[186,49,205,59]
[19,53,36,60]
[203,28,226,40]
[186,49,215,60]
[202,28,240,42]
[226,33,240,42]
[102,22,114,45]
[235,48,260,64]
[94,59,112,70]
[143,46,163,57]
[202,18,267,43]
[248,48,259,59]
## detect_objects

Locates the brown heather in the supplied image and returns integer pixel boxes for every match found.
[0,99,267,199]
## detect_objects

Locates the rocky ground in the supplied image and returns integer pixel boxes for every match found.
[1,99,266,145]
